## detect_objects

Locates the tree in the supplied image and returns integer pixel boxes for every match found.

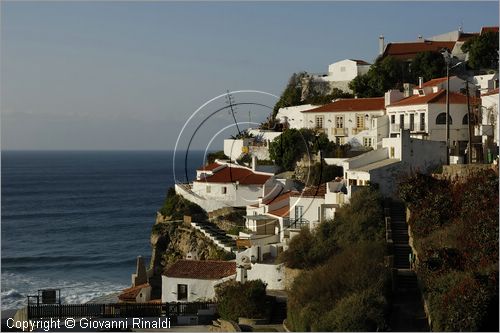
[410,51,446,82]
[268,128,341,171]
[272,72,308,118]
[349,56,407,97]
[461,32,499,70]
[304,87,353,105]
[215,280,269,321]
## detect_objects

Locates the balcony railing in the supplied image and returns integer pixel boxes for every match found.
[332,127,347,136]
[352,127,368,135]
[391,123,423,132]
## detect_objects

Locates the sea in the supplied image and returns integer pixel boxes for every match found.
[1,150,206,310]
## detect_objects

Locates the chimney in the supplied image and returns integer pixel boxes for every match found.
[417,34,423,41]
[379,35,385,55]
[419,77,423,88]
[403,83,414,98]
[251,156,257,171]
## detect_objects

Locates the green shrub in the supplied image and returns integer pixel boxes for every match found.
[207,150,229,164]
[287,242,389,331]
[158,187,207,220]
[216,280,269,321]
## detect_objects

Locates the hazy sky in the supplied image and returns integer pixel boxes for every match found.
[1,1,498,150]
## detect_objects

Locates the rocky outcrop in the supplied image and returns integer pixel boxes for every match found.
[148,213,232,299]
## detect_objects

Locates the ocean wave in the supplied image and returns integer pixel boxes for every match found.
[1,272,128,310]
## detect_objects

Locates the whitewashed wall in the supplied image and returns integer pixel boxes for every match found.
[161,275,235,303]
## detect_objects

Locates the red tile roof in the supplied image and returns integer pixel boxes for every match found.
[302,97,385,113]
[419,76,449,88]
[198,166,271,185]
[383,41,456,60]
[268,205,290,217]
[197,162,225,171]
[118,283,150,302]
[262,190,298,205]
[389,90,479,107]
[481,26,499,34]
[291,183,327,198]
[482,88,499,96]
[163,260,236,280]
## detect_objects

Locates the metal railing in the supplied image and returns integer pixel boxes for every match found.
[27,302,216,320]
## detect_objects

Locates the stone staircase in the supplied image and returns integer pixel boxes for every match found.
[388,201,429,331]
[191,221,237,253]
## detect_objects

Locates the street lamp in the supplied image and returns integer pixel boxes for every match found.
[441,48,464,164]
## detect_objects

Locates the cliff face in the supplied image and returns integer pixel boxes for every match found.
[148,213,231,299]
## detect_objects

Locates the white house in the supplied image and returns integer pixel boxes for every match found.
[343,130,447,198]
[223,129,282,162]
[300,97,388,149]
[275,104,316,130]
[479,88,499,161]
[288,179,347,231]
[175,160,277,212]
[302,59,371,96]
[385,77,479,156]
[473,73,499,94]
[161,260,236,303]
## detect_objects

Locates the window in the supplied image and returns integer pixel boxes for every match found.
[436,112,452,125]
[390,147,395,158]
[315,116,324,129]
[177,284,188,301]
[336,137,345,145]
[295,206,303,222]
[221,186,227,194]
[335,116,344,128]
[363,137,372,147]
[462,114,477,125]
[420,113,425,131]
[409,114,415,131]
[391,115,395,124]
[399,114,405,129]
[356,115,365,129]
[206,186,211,193]
[340,66,346,72]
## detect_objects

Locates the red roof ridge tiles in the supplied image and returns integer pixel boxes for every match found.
[197,162,226,171]
[482,88,499,96]
[163,260,236,280]
[118,283,150,302]
[268,205,290,217]
[389,90,480,107]
[302,97,385,113]
[197,166,271,185]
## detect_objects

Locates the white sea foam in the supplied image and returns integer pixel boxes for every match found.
[1,272,128,310]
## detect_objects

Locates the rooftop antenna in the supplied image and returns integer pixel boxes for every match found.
[225,90,241,136]
[459,20,463,33]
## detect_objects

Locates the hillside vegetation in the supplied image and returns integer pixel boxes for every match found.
[281,188,390,331]
[399,170,499,331]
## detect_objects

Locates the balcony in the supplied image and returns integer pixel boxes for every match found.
[352,127,368,135]
[332,127,347,136]
[315,127,326,134]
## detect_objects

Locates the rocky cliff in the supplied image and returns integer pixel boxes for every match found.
[148,212,233,299]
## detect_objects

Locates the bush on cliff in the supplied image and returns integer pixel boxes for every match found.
[283,187,389,331]
[398,170,499,331]
[280,187,383,269]
[215,280,269,322]
[159,187,207,220]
